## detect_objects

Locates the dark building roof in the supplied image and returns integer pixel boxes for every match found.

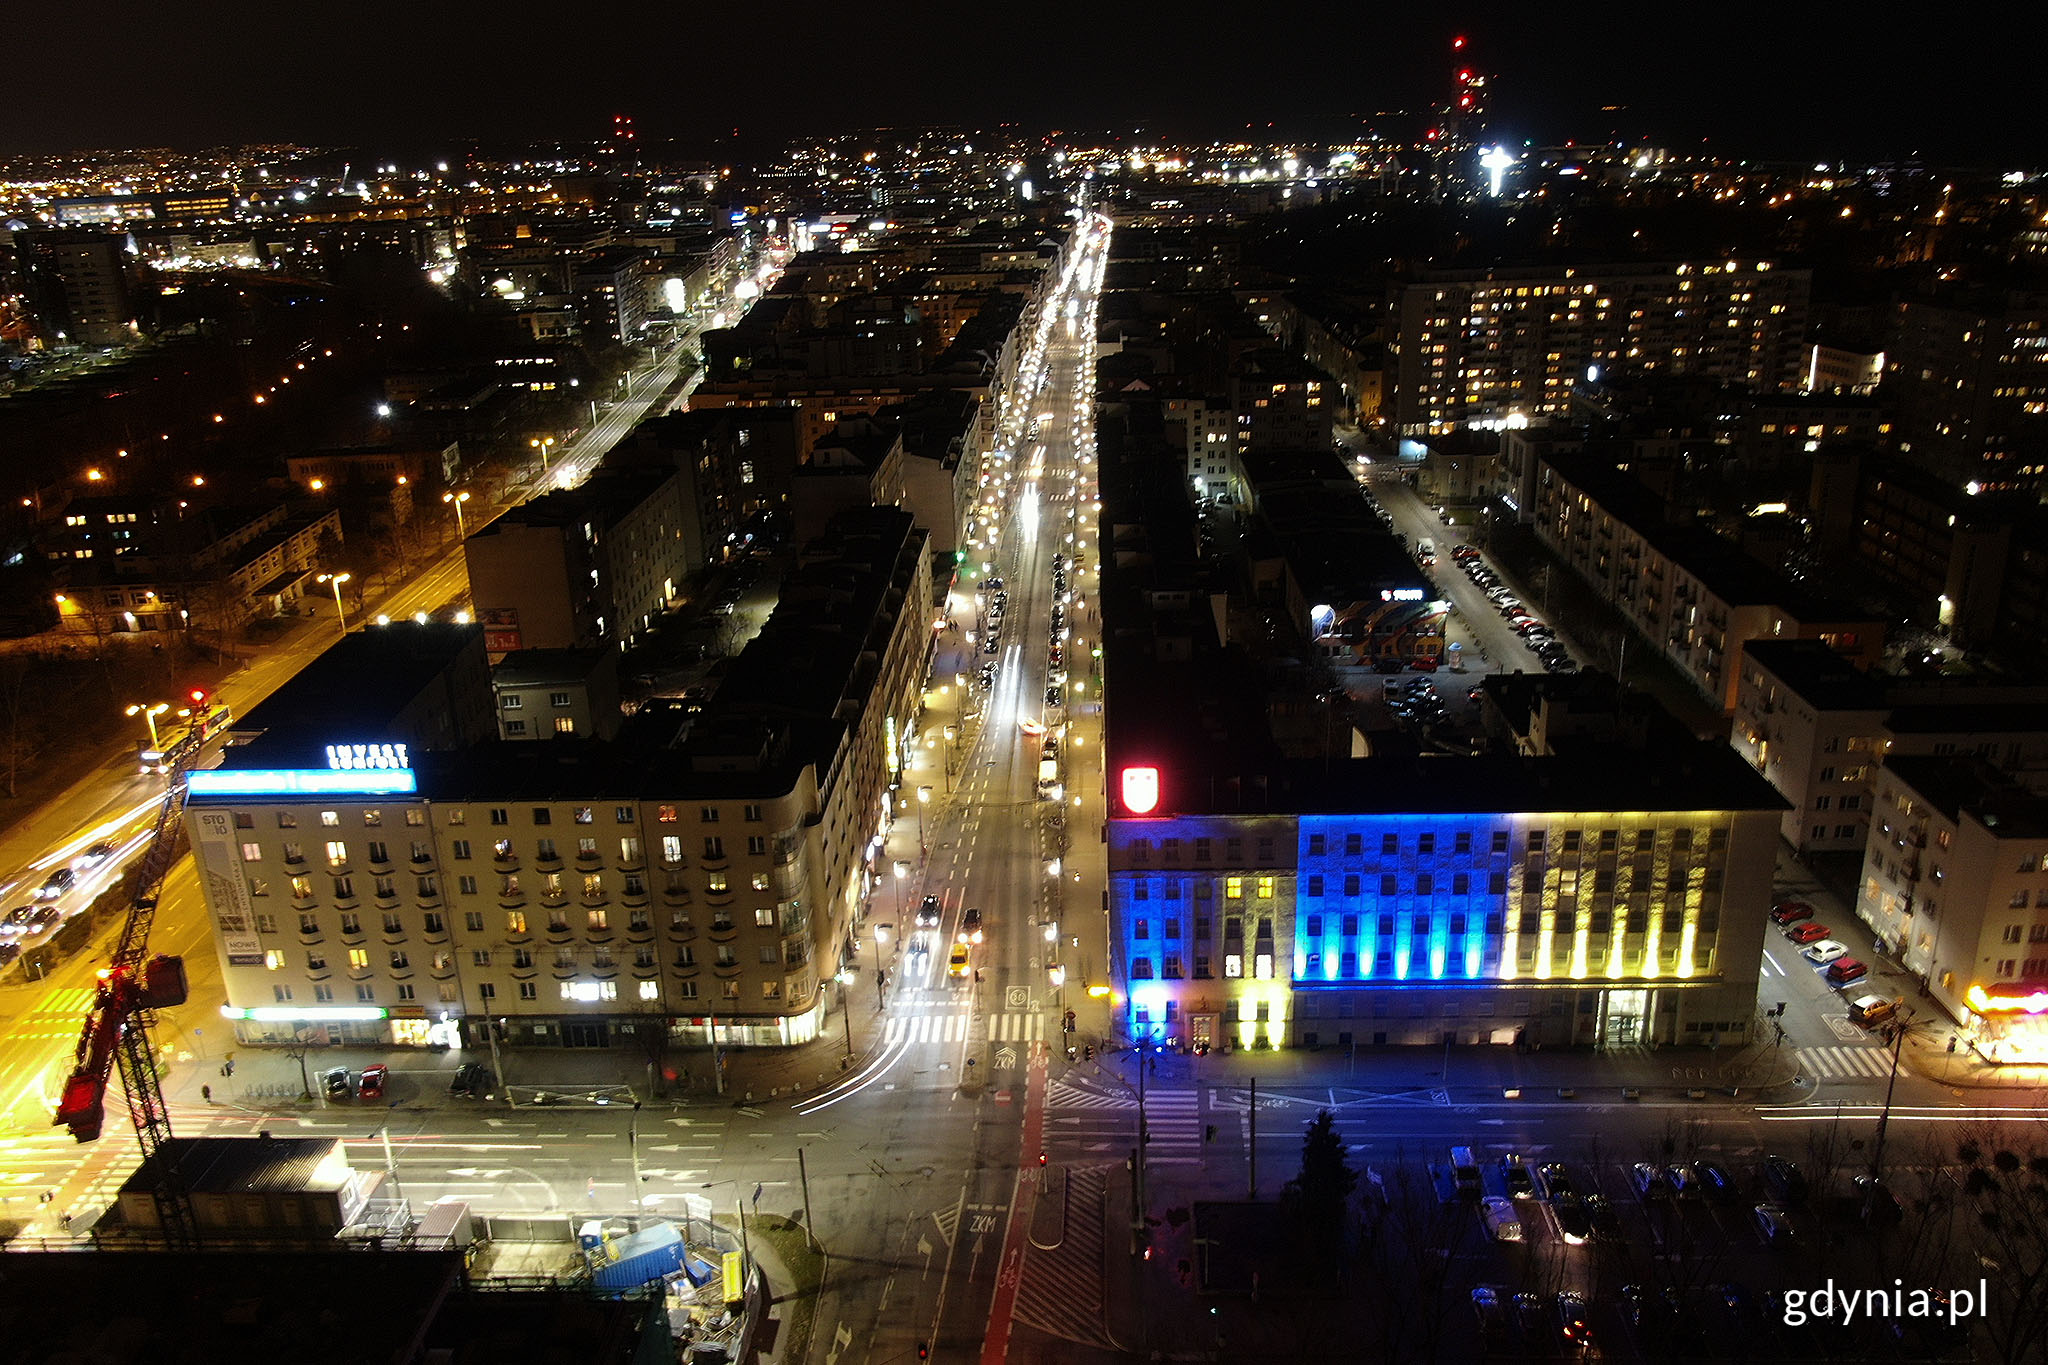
[232,621,484,743]
[1741,638,1890,710]
[118,1135,341,1196]
[1883,755,2048,840]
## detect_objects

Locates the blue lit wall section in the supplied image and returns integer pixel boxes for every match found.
[1294,813,1512,989]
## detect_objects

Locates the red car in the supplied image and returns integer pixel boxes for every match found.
[1785,922,1831,944]
[356,1064,388,1100]
[1825,958,1869,986]
[1769,901,1815,926]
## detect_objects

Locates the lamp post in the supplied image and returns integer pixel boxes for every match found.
[893,860,908,919]
[529,436,557,476]
[442,489,471,539]
[942,726,958,791]
[916,785,931,863]
[315,573,351,637]
[125,701,169,751]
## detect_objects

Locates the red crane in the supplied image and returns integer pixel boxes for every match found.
[52,731,205,1246]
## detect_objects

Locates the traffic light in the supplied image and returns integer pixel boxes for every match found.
[917,1344,929,1361]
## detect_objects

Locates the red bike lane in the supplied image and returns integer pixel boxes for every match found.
[979,1043,1047,1364]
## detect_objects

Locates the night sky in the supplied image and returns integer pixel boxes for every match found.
[9,2,2045,165]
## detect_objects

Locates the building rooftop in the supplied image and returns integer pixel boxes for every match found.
[1741,639,1890,710]
[493,648,613,687]
[1883,755,2048,840]
[119,1135,348,1197]
[226,620,484,752]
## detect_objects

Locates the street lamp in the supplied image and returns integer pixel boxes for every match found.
[893,860,909,918]
[315,572,351,637]
[442,489,471,538]
[916,785,931,862]
[125,701,170,750]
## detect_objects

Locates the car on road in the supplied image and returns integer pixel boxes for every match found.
[28,905,60,928]
[1769,900,1815,925]
[357,1064,388,1100]
[0,942,19,967]
[1785,921,1832,944]
[0,906,34,936]
[74,840,117,868]
[1498,1153,1535,1197]
[321,1067,353,1099]
[916,895,943,929]
[1554,1291,1594,1352]
[1801,939,1850,965]
[1046,685,1061,706]
[960,906,983,945]
[947,943,971,980]
[37,868,74,899]
[450,1062,492,1098]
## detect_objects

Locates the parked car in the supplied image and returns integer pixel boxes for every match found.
[1471,1286,1512,1343]
[322,1067,353,1099]
[1753,1203,1795,1244]
[1481,1195,1524,1242]
[1769,900,1815,925]
[1847,995,1896,1027]
[1499,1153,1535,1197]
[1854,1175,1903,1227]
[1551,1196,1592,1245]
[357,1065,388,1100]
[1801,939,1851,965]
[1692,1160,1740,1204]
[1631,1162,1672,1199]
[1785,921,1832,944]
[1667,1164,1698,1199]
[1536,1163,1576,1200]
[1825,957,1869,985]
[1762,1155,1807,1203]
[450,1062,492,1097]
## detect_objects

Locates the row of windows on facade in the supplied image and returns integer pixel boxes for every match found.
[1131,866,1725,901]
[270,902,789,940]
[1128,939,1709,981]
[261,937,785,976]
[270,978,726,1005]
[234,801,767,831]
[243,832,771,869]
[1128,826,1727,862]
[501,692,577,709]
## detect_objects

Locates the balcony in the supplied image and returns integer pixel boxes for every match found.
[712,959,744,979]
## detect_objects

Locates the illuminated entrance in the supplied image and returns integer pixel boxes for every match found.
[1599,989,1650,1047]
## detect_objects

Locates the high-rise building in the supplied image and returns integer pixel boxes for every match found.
[1887,290,2048,496]
[1388,261,1812,435]
[16,229,135,346]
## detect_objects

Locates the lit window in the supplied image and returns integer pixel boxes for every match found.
[1225,877,1243,900]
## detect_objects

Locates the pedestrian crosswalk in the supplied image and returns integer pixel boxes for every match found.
[880,1011,1046,1045]
[1141,1089,1205,1165]
[1799,1044,1893,1079]
[1047,1078,1135,1111]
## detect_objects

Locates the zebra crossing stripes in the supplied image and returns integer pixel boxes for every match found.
[1142,1089,1205,1165]
[1799,1044,1893,1079]
[880,1011,1045,1046]
[28,987,97,1018]
[883,1012,970,1045]
[1046,1078,1135,1111]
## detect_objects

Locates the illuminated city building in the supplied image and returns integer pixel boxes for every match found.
[1854,755,2048,1064]
[1387,261,1811,435]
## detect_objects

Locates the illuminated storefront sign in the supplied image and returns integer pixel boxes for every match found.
[325,742,410,770]
[1968,983,2048,1015]
[1380,588,1425,602]
[1120,766,1160,815]
[188,768,418,797]
[220,1005,389,1022]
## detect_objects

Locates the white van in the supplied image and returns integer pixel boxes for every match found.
[1481,1195,1524,1242]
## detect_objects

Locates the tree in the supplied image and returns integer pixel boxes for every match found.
[1281,1108,1356,1273]
[0,653,52,798]
[1945,1132,2048,1365]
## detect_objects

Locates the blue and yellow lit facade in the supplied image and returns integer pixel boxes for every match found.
[1108,793,1782,1051]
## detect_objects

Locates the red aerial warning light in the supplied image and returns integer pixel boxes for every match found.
[1453,35,1466,49]
[1121,766,1160,815]
[1458,69,1473,82]
[188,688,209,707]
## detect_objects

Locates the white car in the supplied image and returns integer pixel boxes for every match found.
[1802,939,1850,965]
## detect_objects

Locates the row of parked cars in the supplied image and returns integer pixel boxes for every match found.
[1770,898,1870,986]
[1449,545,1577,674]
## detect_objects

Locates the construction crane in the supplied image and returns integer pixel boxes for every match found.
[51,726,205,1247]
